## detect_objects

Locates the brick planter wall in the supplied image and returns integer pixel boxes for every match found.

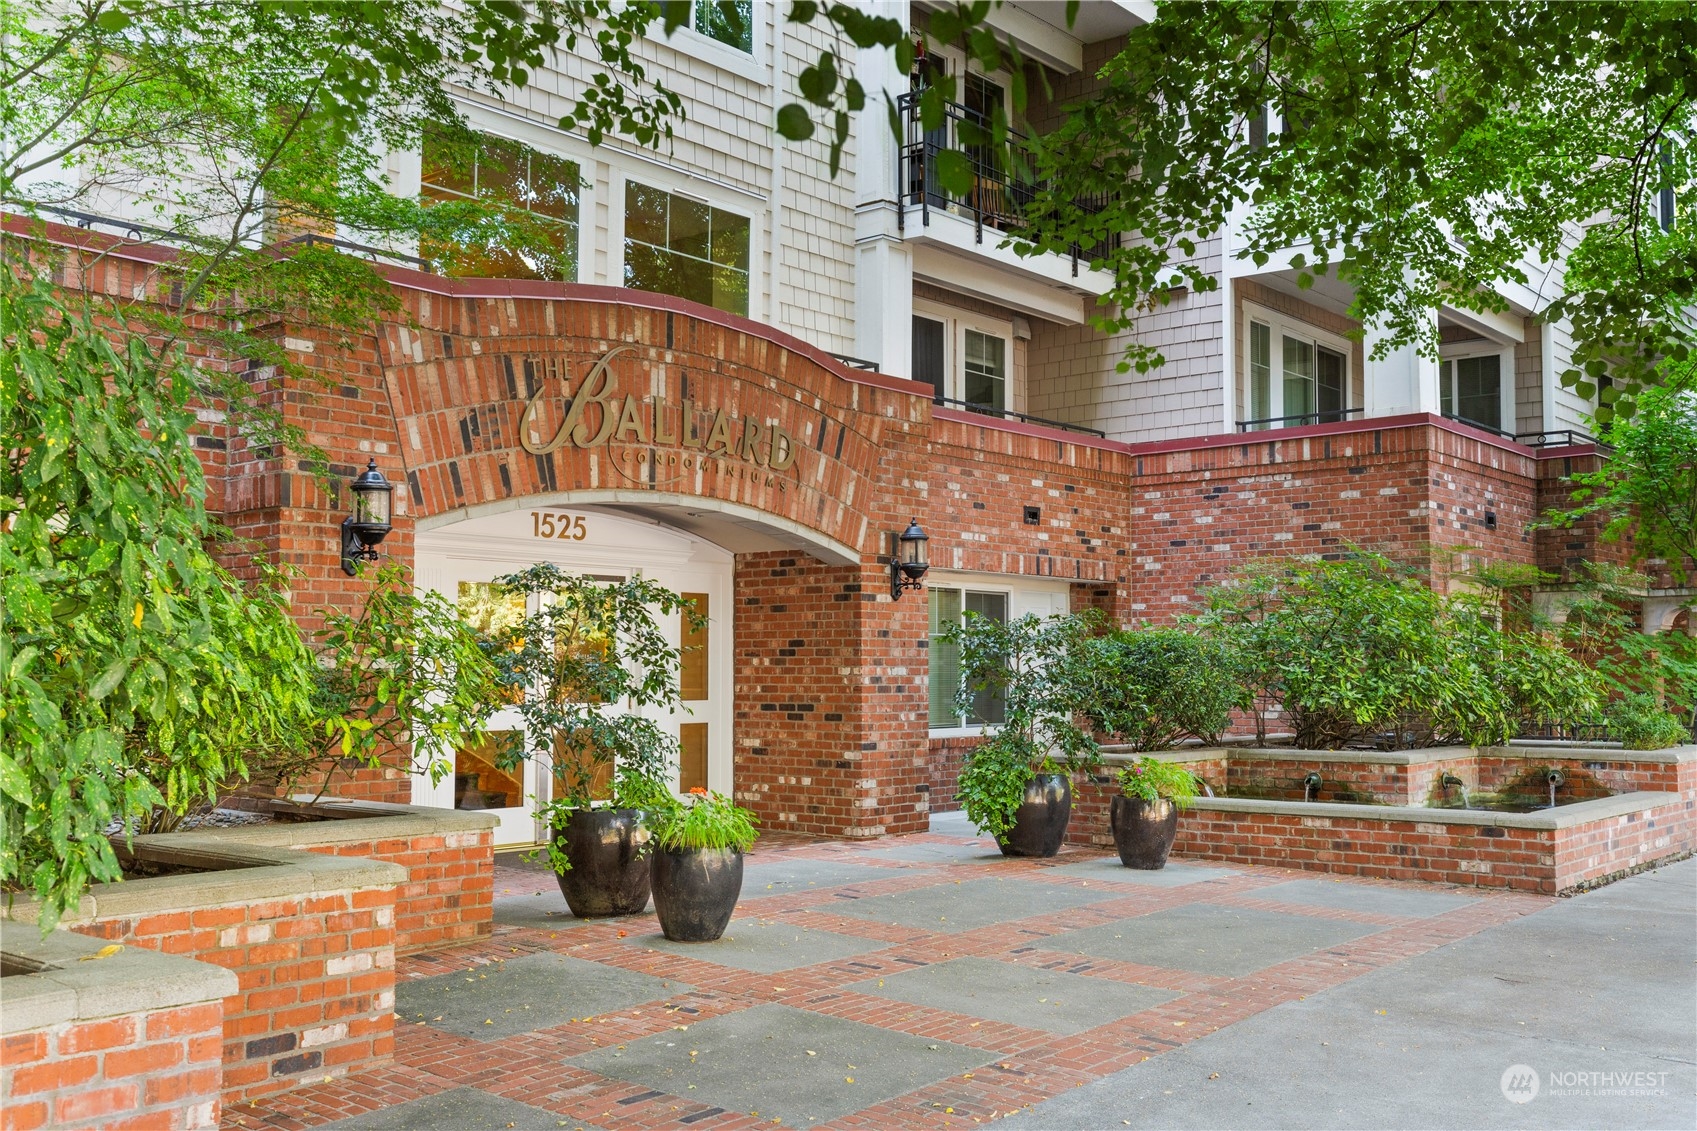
[2,923,236,1129]
[1066,745,1696,894]
[5,840,405,1105]
[208,798,497,955]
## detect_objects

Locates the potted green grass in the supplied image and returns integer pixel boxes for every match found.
[1111,757,1202,869]
[648,789,759,942]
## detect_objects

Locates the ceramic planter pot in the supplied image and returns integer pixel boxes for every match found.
[1111,795,1179,869]
[650,846,743,942]
[997,772,1072,858]
[553,808,652,917]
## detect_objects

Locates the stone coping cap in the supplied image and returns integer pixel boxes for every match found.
[1486,743,1697,765]
[1098,743,1697,767]
[4,839,406,927]
[1193,791,1684,830]
[1,921,237,1034]
[201,795,499,848]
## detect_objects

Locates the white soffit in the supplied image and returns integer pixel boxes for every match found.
[1439,303,1527,345]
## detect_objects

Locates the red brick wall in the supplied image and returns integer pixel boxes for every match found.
[302,829,492,955]
[71,888,396,1104]
[1123,417,1555,619]
[2,1002,225,1131]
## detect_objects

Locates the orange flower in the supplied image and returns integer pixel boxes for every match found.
[688,786,708,795]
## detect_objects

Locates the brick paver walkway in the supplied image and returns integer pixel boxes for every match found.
[221,827,1552,1130]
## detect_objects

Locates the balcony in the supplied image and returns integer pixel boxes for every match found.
[894,91,1115,320]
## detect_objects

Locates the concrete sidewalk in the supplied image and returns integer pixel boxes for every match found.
[223,816,1695,1131]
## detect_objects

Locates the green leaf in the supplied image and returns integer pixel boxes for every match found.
[776,103,815,140]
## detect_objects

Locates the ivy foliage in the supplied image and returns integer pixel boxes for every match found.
[0,268,319,930]
[484,565,702,813]
[944,609,1102,840]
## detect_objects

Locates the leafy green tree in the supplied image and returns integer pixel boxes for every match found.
[945,609,1102,839]
[483,565,700,818]
[777,2,1695,406]
[1,269,319,929]
[1544,386,1697,582]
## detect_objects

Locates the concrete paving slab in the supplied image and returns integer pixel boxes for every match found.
[850,955,1179,1035]
[492,891,629,929]
[859,839,1007,865]
[569,1002,995,1126]
[739,857,902,898]
[396,952,690,1040]
[1252,876,1481,919]
[817,875,1113,933]
[1008,859,1697,1130]
[1045,857,1242,888]
[627,917,884,973]
[316,1087,602,1130]
[1045,902,1376,976]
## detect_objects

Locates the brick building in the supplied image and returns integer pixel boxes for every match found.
[17,1,1679,849]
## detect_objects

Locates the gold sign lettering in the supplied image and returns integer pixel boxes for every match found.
[517,346,803,479]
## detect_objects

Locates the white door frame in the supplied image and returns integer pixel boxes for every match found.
[414,505,734,847]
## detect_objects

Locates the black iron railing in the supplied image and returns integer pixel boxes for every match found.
[21,206,438,271]
[827,352,881,371]
[895,92,1117,277]
[1236,407,1364,432]
[932,395,1106,438]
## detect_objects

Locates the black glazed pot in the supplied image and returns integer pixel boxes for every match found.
[553,808,652,917]
[1111,795,1179,869]
[997,772,1072,858]
[650,846,743,942]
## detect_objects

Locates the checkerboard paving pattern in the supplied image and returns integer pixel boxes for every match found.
[222,831,1550,1130]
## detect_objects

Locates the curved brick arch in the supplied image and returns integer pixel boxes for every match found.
[375,284,925,560]
[417,490,860,565]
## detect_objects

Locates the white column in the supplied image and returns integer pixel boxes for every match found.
[851,1,911,376]
[1363,309,1441,418]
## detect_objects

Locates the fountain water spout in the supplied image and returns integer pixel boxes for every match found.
[1303,771,1322,803]
[1546,768,1565,810]
[1439,772,1470,809]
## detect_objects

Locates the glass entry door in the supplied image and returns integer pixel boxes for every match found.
[413,505,734,847]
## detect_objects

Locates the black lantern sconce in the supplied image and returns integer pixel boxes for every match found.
[889,517,931,599]
[340,458,395,576]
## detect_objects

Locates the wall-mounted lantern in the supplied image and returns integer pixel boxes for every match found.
[889,518,930,600]
[340,458,394,576]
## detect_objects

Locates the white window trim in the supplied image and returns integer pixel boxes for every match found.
[612,169,760,319]
[661,3,767,77]
[1439,341,1516,435]
[913,299,1018,412]
[1242,300,1354,427]
[926,571,1069,737]
[439,102,599,285]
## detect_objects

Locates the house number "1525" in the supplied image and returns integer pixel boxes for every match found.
[530,512,588,540]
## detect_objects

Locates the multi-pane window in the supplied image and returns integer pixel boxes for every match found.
[928,588,1008,729]
[693,0,752,52]
[1441,354,1504,432]
[1245,308,1348,429]
[420,130,579,281]
[963,331,1007,413]
[623,182,751,316]
[912,306,1013,415]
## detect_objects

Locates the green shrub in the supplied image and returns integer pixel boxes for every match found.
[649,790,759,852]
[1607,694,1691,750]
[947,610,1102,839]
[1116,757,1203,808]
[1085,627,1244,750]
